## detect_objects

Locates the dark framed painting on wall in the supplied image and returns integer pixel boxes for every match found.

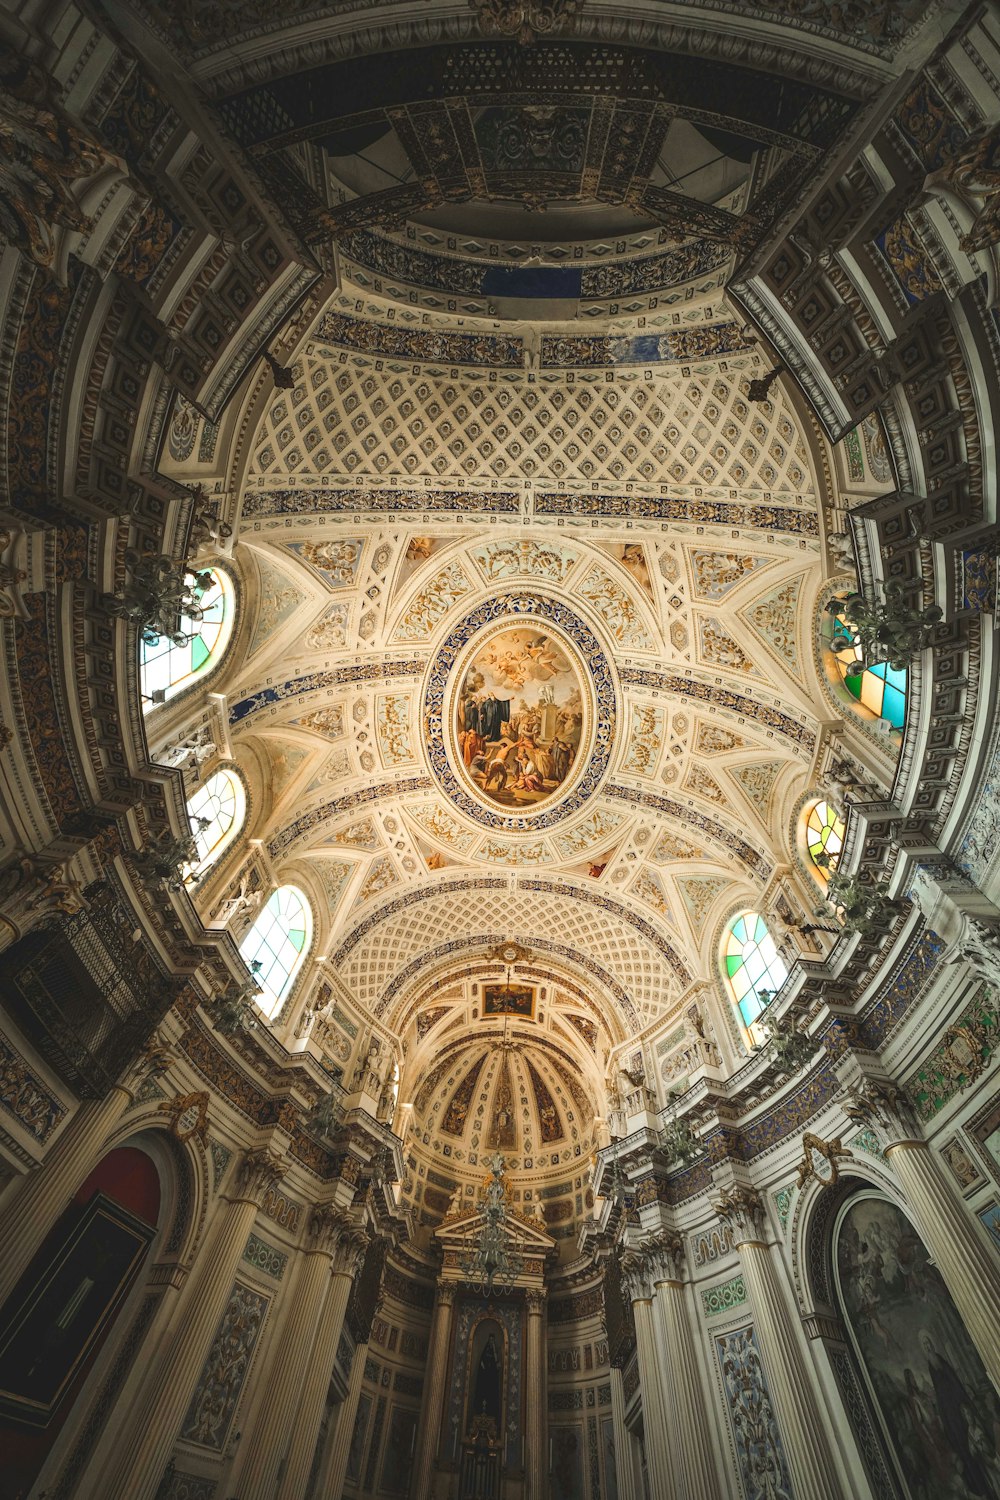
[346,1391,373,1485]
[380,1405,419,1494]
[833,1189,1000,1499]
[550,1425,585,1500]
[0,1192,154,1426]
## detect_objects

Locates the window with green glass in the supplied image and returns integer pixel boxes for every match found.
[805,799,846,874]
[238,885,311,1018]
[829,614,906,729]
[723,911,788,1029]
[140,569,235,707]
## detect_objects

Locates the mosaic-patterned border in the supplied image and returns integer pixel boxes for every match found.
[229,661,424,727]
[423,593,616,833]
[241,487,520,519]
[619,667,816,750]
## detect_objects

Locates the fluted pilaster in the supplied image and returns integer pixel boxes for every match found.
[411,1281,457,1500]
[316,1339,369,1499]
[232,1205,360,1500]
[619,1248,677,1500]
[526,1288,548,1500]
[276,1220,369,1500]
[646,1232,721,1500]
[92,1148,286,1500]
[843,1074,1000,1390]
[609,1365,639,1500]
[714,1187,839,1500]
[0,1040,171,1310]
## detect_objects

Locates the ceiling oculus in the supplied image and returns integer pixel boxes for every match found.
[424,593,615,833]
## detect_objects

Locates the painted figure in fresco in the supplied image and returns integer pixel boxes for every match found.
[837,1195,1000,1500]
[454,626,585,810]
[920,1330,997,1496]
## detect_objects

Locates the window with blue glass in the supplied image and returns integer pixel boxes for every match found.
[829,614,906,730]
[723,911,788,1031]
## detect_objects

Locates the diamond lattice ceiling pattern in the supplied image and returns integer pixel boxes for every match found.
[203,260,831,1101]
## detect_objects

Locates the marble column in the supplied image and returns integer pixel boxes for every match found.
[844,1075,1000,1390]
[619,1248,677,1500]
[94,1147,286,1500]
[609,1365,639,1500]
[525,1288,548,1500]
[714,1186,840,1500]
[315,1339,369,1499]
[411,1281,457,1500]
[276,1223,370,1500]
[647,1233,721,1500]
[231,1206,362,1500]
[0,1039,170,1310]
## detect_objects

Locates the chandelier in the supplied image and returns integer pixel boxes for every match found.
[459,1154,524,1295]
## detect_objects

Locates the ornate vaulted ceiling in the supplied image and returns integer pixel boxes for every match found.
[161,251,844,1061]
[135,0,912,1242]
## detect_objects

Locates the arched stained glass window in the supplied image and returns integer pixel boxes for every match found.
[723,911,788,1032]
[184,768,246,878]
[805,799,846,874]
[239,885,311,1018]
[829,615,907,730]
[140,569,234,707]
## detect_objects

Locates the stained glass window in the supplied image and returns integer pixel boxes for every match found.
[829,615,907,730]
[184,769,245,878]
[139,569,234,708]
[239,886,311,1018]
[723,911,788,1031]
[805,799,846,875]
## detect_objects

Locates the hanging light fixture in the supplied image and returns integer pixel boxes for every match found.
[459,1153,524,1295]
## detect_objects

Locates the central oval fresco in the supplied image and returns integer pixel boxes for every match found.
[424,593,616,833]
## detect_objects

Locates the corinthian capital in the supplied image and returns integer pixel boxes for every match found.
[119,1035,173,1095]
[525,1288,548,1314]
[839,1073,921,1151]
[712,1185,765,1246]
[308,1203,351,1254]
[233,1147,287,1204]
[618,1246,654,1302]
[330,1221,370,1276]
[641,1229,685,1284]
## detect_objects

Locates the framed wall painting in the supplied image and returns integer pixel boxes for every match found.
[0,1193,153,1426]
[834,1189,1000,1500]
[978,1202,1000,1252]
[380,1404,419,1494]
[939,1133,987,1196]
[967,1092,1000,1184]
[346,1391,373,1485]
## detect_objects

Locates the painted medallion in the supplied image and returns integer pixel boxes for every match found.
[454,625,585,813]
[424,593,615,834]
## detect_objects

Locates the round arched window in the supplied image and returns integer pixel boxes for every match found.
[238,886,312,1018]
[723,911,788,1032]
[827,613,906,730]
[804,798,846,877]
[184,768,246,879]
[140,569,235,707]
